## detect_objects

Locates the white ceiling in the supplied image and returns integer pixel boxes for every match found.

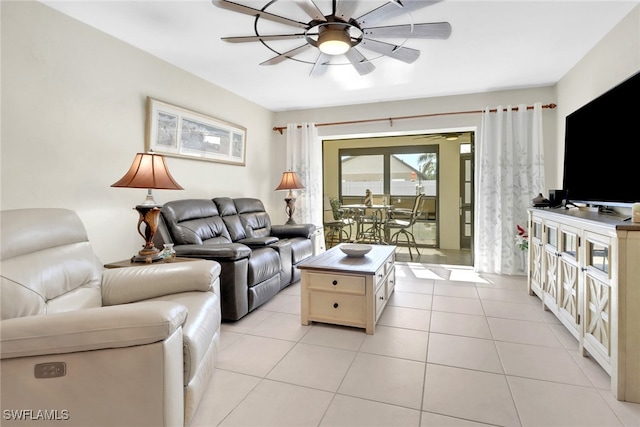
[41,0,639,112]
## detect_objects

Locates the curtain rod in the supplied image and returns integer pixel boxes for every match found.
[273,103,557,134]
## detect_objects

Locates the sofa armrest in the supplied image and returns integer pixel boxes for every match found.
[271,223,316,239]
[0,301,187,359]
[102,260,221,305]
[237,236,279,247]
[174,243,252,261]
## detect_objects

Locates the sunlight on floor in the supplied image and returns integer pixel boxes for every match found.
[397,261,490,284]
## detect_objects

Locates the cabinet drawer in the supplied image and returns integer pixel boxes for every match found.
[374,254,392,286]
[375,280,387,320]
[386,267,396,298]
[374,263,386,289]
[308,291,365,324]
[384,254,394,275]
[307,272,365,294]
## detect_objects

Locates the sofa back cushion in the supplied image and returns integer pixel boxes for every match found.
[0,209,103,320]
[161,199,232,245]
[234,198,273,238]
[213,197,248,242]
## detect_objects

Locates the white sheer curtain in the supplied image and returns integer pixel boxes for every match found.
[475,103,545,274]
[285,123,322,227]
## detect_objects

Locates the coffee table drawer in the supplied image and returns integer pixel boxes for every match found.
[306,272,365,294]
[374,253,395,288]
[308,291,366,325]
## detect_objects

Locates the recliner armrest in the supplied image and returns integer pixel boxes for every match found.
[271,223,316,239]
[101,260,220,305]
[237,236,279,247]
[0,301,187,359]
[174,243,252,261]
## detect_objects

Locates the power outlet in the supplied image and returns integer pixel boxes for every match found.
[34,362,66,378]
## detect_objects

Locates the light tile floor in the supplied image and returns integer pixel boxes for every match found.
[191,262,640,427]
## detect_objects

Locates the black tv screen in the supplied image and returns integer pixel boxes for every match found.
[562,70,640,207]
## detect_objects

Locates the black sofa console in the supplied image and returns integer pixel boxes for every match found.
[154,197,316,320]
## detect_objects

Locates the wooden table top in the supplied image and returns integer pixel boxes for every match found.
[297,244,396,275]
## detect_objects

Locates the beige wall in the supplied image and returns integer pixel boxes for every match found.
[1,1,276,262]
[555,5,640,189]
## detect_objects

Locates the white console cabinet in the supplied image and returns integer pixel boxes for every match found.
[528,208,640,403]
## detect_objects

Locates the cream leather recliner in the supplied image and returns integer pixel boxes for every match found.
[0,208,222,427]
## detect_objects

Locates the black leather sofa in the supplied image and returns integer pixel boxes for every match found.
[155,197,316,320]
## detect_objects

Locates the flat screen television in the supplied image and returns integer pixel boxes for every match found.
[562,69,640,208]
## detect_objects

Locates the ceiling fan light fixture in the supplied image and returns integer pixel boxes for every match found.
[318,28,351,55]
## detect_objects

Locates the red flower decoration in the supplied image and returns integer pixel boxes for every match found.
[517,224,528,238]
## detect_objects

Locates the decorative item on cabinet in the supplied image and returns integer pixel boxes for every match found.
[632,202,640,223]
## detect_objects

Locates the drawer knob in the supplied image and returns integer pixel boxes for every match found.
[379,296,384,300]
[332,280,338,286]
[333,303,339,309]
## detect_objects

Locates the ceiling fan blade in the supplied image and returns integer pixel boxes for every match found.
[344,48,375,76]
[222,33,307,43]
[335,0,359,21]
[295,0,326,22]
[364,22,452,39]
[310,53,331,77]
[359,39,420,63]
[260,44,312,66]
[356,0,443,27]
[212,0,308,29]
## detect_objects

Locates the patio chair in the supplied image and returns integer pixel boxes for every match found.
[323,199,356,248]
[385,193,424,259]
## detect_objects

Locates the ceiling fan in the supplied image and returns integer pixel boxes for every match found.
[212,0,452,76]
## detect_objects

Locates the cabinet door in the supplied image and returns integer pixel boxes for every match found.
[543,221,559,311]
[529,215,544,297]
[557,226,580,337]
[582,233,612,372]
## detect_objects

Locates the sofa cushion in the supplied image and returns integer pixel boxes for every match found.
[235,198,273,238]
[162,199,232,245]
[0,209,103,320]
[213,197,248,241]
[247,247,281,287]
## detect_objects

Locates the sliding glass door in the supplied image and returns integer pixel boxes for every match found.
[339,145,438,247]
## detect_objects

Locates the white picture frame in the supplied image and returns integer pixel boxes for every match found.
[145,97,246,166]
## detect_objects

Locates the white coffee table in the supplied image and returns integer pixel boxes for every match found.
[298,244,396,334]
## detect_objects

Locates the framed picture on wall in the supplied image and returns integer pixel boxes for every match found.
[145,97,246,166]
